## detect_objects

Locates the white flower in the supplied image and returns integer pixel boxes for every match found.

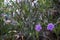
[32,0,38,7]
[16,9,20,15]
[4,0,10,5]
[5,20,11,23]
[33,0,38,3]
[32,2,34,7]
[4,0,10,3]
[16,9,19,12]
[4,19,11,24]
[17,0,21,3]
[33,0,37,3]
[4,0,17,5]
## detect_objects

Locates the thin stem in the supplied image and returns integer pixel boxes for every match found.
[36,31,39,40]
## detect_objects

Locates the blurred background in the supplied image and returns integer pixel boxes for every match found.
[0,0,60,40]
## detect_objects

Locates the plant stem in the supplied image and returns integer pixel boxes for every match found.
[36,31,39,40]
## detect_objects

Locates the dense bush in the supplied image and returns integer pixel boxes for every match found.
[0,0,60,40]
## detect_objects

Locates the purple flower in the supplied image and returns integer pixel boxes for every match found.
[47,23,55,31]
[35,24,42,32]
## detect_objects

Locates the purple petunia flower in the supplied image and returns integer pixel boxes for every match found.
[47,23,55,31]
[35,24,42,32]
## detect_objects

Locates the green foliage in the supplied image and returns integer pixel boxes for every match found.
[0,0,60,40]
